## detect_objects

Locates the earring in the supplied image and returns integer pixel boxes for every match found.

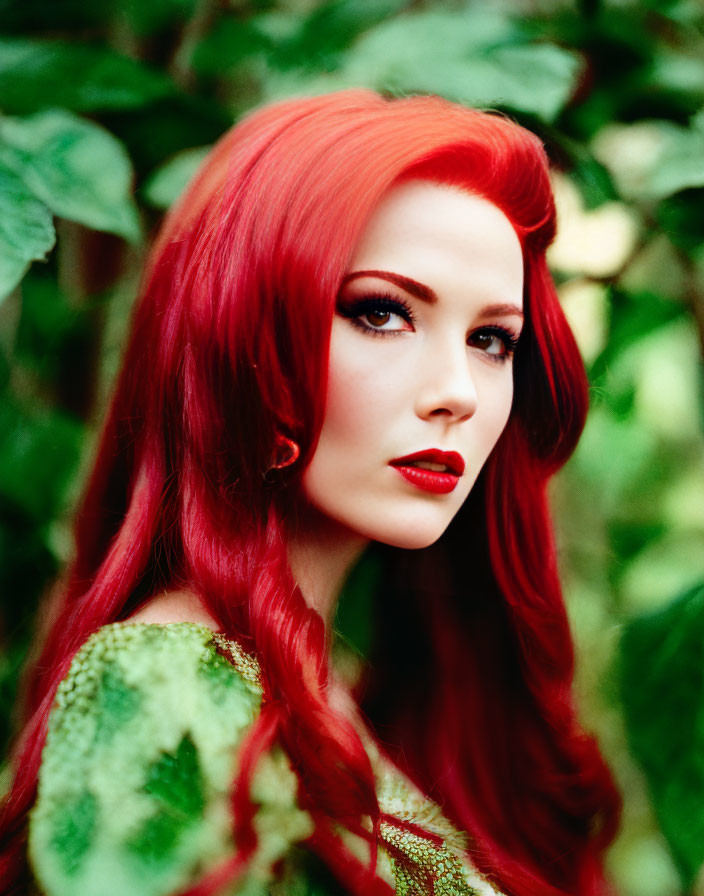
[263,433,300,480]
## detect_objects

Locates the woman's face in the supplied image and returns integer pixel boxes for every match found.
[301,180,524,550]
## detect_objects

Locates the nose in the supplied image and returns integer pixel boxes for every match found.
[415,341,478,422]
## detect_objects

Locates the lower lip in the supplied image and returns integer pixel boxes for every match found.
[390,464,460,494]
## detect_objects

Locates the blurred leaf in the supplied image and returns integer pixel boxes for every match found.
[268,0,411,72]
[608,520,667,564]
[569,147,618,210]
[193,0,413,77]
[190,17,273,76]
[264,7,581,123]
[596,112,704,202]
[619,582,704,888]
[99,96,230,176]
[0,398,83,521]
[589,289,686,382]
[0,160,55,303]
[645,48,704,105]
[0,109,140,242]
[0,38,175,115]
[643,110,704,199]
[657,190,704,254]
[572,404,656,511]
[620,532,704,615]
[14,273,87,383]
[549,176,638,278]
[335,548,383,660]
[142,145,211,209]
[120,0,198,37]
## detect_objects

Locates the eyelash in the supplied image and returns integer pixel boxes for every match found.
[337,292,521,362]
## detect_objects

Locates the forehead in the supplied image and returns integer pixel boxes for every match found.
[348,180,524,307]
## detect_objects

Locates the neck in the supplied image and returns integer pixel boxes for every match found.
[287,504,369,633]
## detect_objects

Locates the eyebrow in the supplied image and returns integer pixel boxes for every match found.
[341,269,524,319]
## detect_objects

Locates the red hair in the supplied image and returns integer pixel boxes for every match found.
[0,89,620,895]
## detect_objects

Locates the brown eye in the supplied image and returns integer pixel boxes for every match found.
[467,326,520,361]
[472,333,498,350]
[470,332,503,354]
[365,310,392,328]
[337,294,415,335]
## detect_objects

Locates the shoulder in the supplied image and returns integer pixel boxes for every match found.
[27,620,286,896]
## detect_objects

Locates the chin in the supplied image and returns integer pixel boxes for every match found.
[358,514,454,551]
[382,533,444,550]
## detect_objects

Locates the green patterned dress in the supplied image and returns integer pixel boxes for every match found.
[28,622,503,896]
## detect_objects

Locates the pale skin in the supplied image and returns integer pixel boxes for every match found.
[129,181,524,713]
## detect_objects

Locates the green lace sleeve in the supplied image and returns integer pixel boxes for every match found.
[28,622,313,896]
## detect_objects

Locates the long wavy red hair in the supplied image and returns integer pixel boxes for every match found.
[0,89,620,896]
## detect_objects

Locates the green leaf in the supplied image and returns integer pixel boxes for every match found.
[125,808,184,865]
[645,49,704,103]
[595,113,704,201]
[619,582,704,888]
[644,110,704,199]
[588,288,686,383]
[0,38,175,115]
[0,109,140,242]
[264,7,581,122]
[141,145,211,209]
[95,663,142,745]
[49,789,98,877]
[142,734,205,818]
[120,0,198,37]
[268,0,412,72]
[273,9,574,120]
[127,733,206,864]
[0,398,83,520]
[14,273,81,380]
[190,17,272,76]
[0,160,55,303]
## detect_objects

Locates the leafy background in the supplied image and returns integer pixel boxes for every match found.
[1,0,703,893]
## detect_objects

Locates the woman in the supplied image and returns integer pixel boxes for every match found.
[0,89,620,896]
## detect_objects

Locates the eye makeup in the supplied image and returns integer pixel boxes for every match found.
[467,325,521,362]
[337,291,521,361]
[336,292,415,336]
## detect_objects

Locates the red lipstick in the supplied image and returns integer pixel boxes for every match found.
[389,449,465,495]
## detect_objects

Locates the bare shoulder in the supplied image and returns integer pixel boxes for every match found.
[125,589,220,629]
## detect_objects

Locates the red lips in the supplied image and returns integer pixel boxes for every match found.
[388,449,465,495]
[389,449,465,476]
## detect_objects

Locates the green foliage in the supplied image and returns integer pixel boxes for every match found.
[0,39,176,115]
[125,734,206,863]
[0,110,140,245]
[142,734,205,818]
[260,6,581,122]
[120,0,198,37]
[0,162,55,300]
[619,583,704,889]
[0,397,83,522]
[49,789,97,876]
[142,145,211,209]
[589,288,687,383]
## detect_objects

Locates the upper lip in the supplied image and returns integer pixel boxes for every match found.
[389,449,465,476]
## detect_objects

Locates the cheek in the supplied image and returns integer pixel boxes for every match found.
[476,374,515,458]
[318,329,401,451]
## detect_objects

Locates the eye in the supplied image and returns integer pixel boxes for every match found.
[337,293,415,336]
[468,325,520,362]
